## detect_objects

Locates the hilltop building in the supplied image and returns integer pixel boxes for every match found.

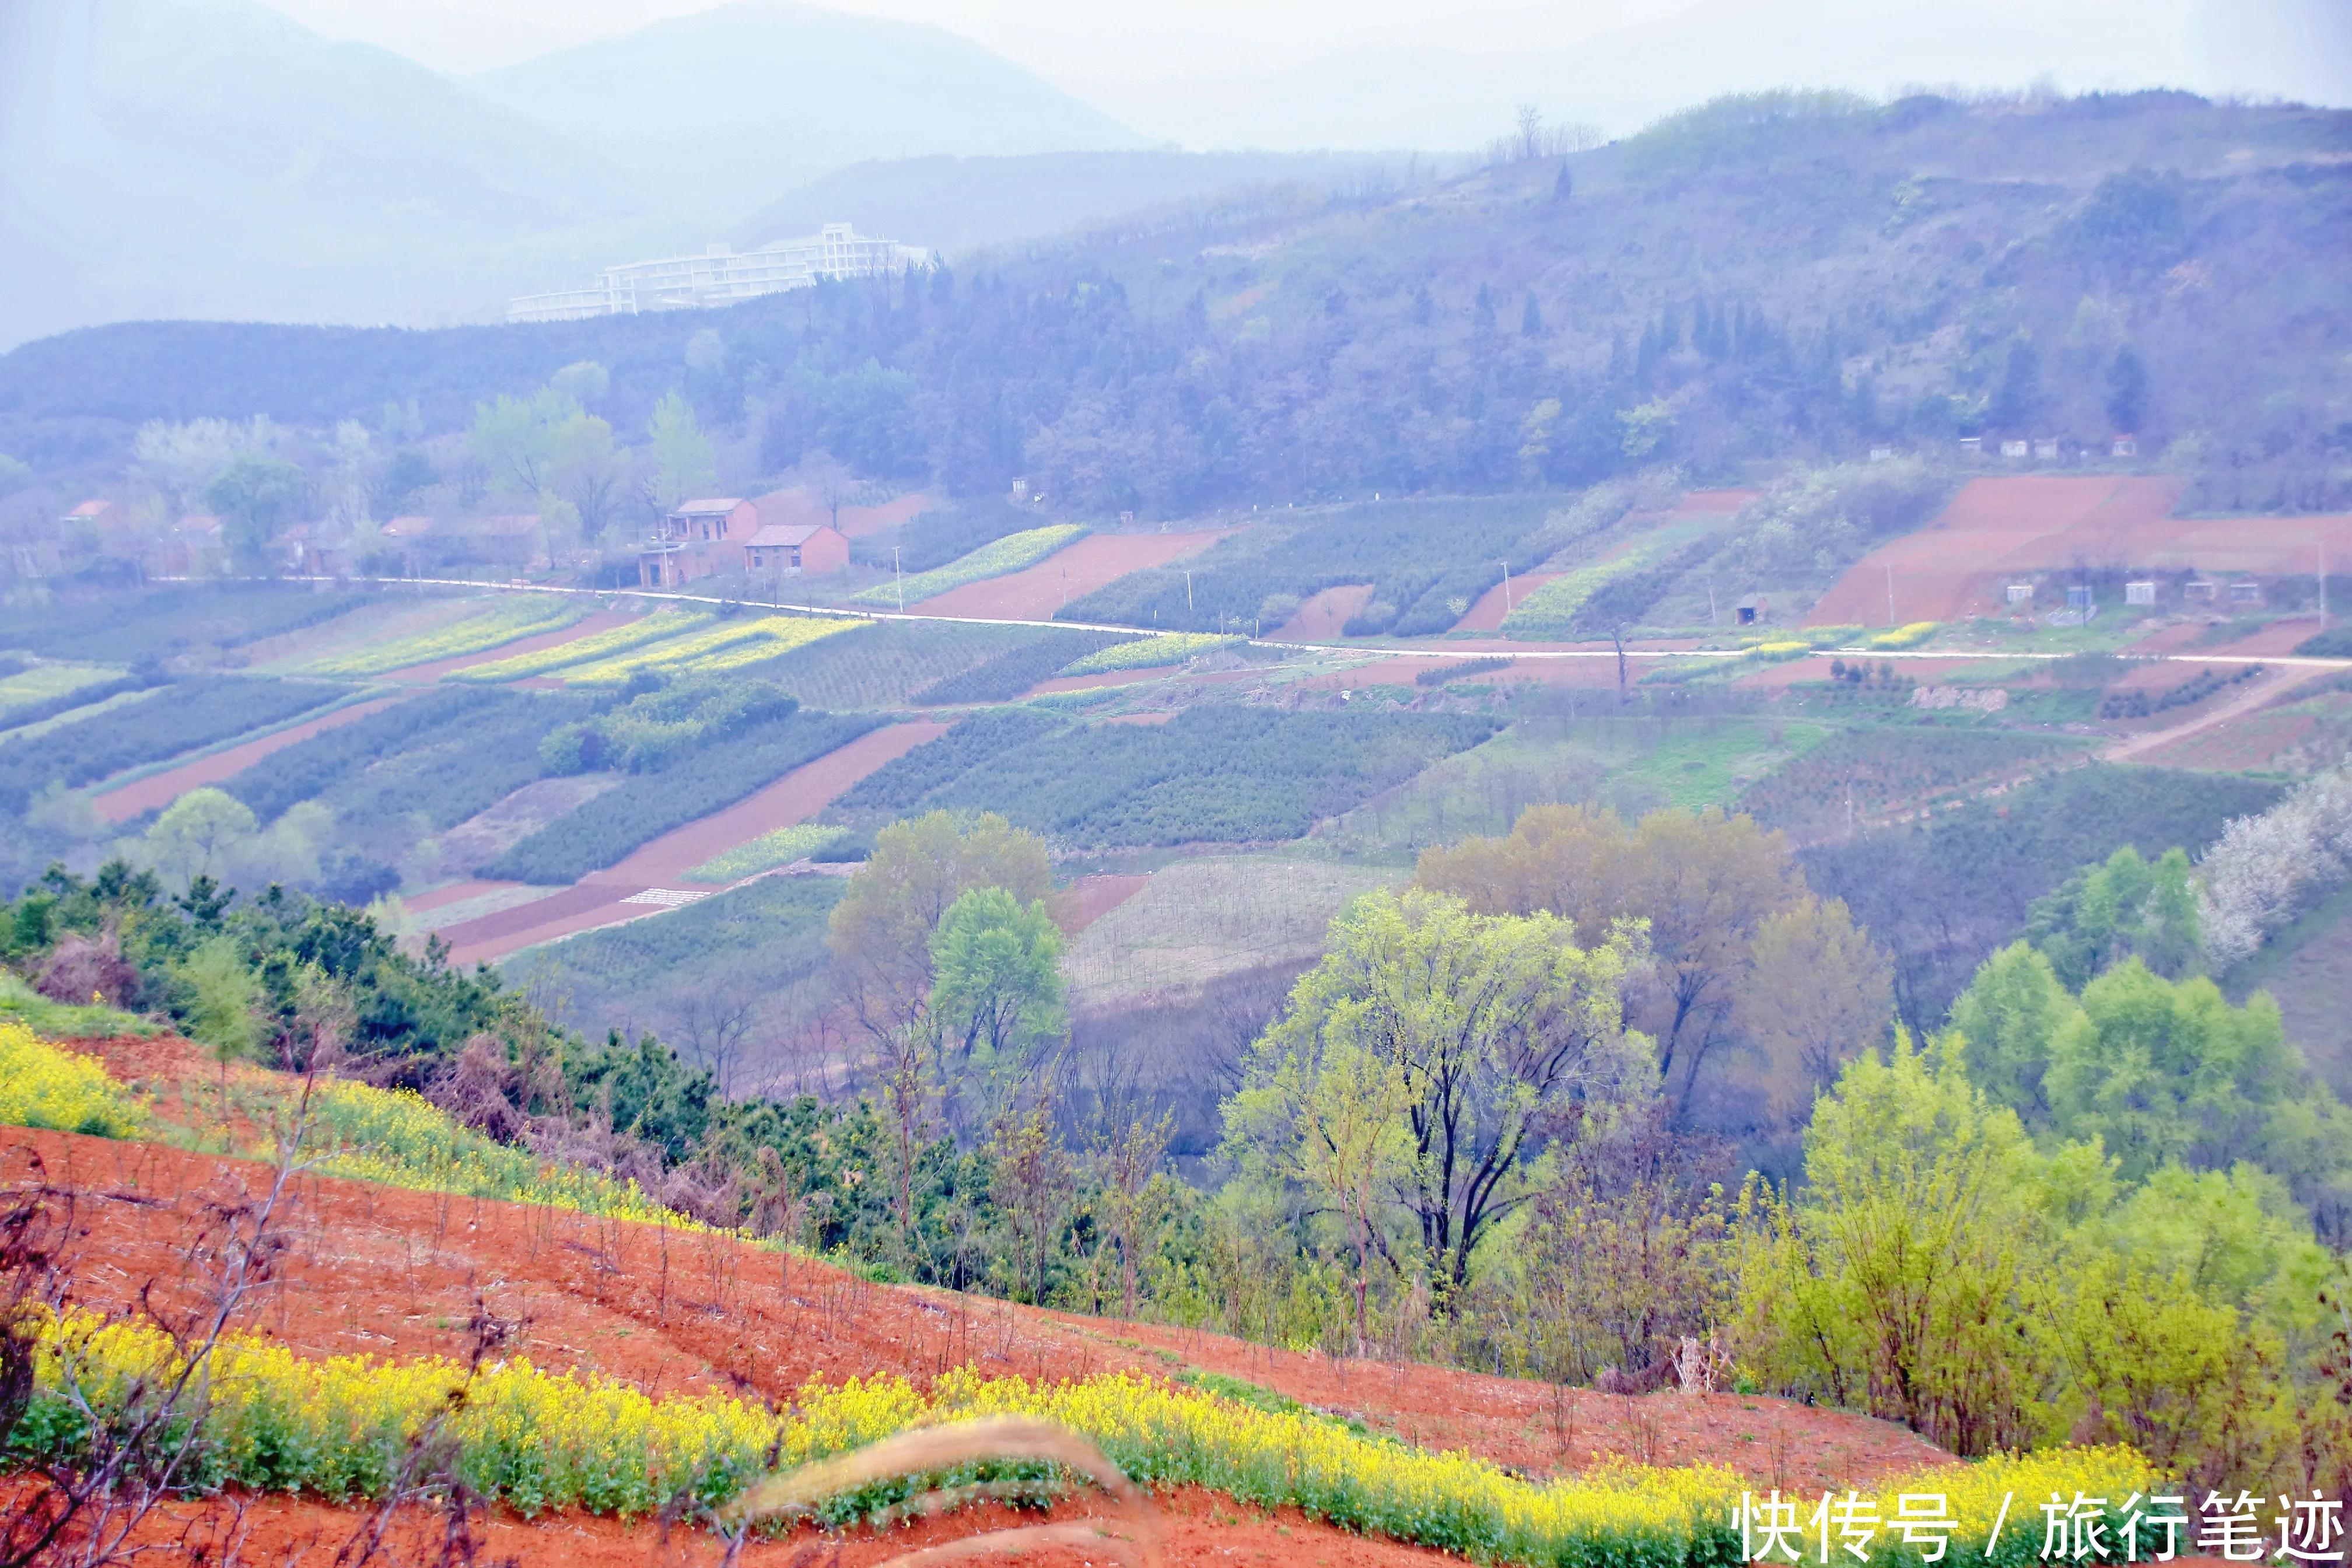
[509,223,930,324]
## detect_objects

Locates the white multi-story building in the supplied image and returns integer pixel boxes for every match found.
[508,223,930,324]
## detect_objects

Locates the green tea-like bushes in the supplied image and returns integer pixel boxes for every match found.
[1062,495,1563,636]
[910,629,1138,705]
[485,710,880,883]
[832,706,1499,849]
[0,676,352,812]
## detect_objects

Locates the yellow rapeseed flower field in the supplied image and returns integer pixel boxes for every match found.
[23,1308,2157,1567]
[0,1021,146,1136]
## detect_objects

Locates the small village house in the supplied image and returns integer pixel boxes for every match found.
[2125,580,2157,606]
[639,498,756,587]
[743,522,848,576]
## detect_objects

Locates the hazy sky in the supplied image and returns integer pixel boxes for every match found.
[270,0,1698,76]
[267,0,2348,149]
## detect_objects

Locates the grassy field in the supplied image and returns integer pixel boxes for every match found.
[1063,856,1401,1010]
[2225,878,2352,1098]
[1315,713,1833,856]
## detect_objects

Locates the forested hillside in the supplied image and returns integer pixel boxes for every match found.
[4,90,2345,517]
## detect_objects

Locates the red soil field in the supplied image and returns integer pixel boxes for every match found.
[2102,663,2336,763]
[90,695,410,824]
[1049,872,1151,935]
[6,1038,1962,1567]
[916,530,1231,620]
[1272,583,1375,640]
[1806,476,2190,626]
[435,721,950,967]
[1450,573,1560,633]
[1097,709,1177,726]
[384,608,638,682]
[1807,478,2352,629]
[27,1036,1958,1494]
[60,1483,1469,1568]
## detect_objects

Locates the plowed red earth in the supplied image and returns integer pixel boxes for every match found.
[1450,575,1560,634]
[1049,873,1151,935]
[435,722,949,967]
[1272,584,1376,640]
[1806,478,2352,628]
[916,531,1231,620]
[90,695,411,824]
[8,1037,1957,1566]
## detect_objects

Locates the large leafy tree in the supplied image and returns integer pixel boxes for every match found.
[1223,887,1647,1309]
[204,453,306,569]
[1416,803,1887,1118]
[928,885,1066,1094]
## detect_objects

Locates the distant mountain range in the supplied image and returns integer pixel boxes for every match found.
[0,0,1157,349]
[3,0,2346,351]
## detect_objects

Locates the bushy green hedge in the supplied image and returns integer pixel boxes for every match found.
[485,710,880,883]
[1060,495,1563,636]
[0,676,353,811]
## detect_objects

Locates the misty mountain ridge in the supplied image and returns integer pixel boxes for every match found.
[469,1,1149,226]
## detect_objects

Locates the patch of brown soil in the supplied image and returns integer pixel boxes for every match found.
[1273,584,1376,640]
[1050,873,1151,936]
[386,610,638,682]
[21,1086,1948,1499]
[23,1482,1465,1568]
[91,695,411,824]
[1804,480,2352,631]
[1097,709,1176,726]
[2102,662,2336,763]
[919,531,1232,621]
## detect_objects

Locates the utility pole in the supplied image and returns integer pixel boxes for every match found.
[1185,567,1194,615]
[1496,559,1513,615]
[2322,542,2330,632]
[892,545,904,612]
[1885,563,1896,628]
[1707,583,1717,625]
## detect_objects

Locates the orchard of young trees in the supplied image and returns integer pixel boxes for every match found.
[8,783,2352,1492]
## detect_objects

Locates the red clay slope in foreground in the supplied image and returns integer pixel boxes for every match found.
[6,1036,1955,1566]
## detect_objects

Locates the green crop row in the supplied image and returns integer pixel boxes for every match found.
[0,675,352,813]
[1060,632,1240,676]
[850,524,1085,606]
[1061,495,1563,637]
[302,596,582,677]
[448,610,715,682]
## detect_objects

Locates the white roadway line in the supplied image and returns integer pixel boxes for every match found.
[226,576,2352,673]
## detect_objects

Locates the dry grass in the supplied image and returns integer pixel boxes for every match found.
[1062,858,1400,1010]
[727,1416,1161,1568]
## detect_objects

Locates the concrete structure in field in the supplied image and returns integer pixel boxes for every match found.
[508,223,931,323]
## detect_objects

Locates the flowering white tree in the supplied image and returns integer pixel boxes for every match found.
[2199,765,2352,965]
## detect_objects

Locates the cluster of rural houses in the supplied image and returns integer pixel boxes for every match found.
[13,491,855,588]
